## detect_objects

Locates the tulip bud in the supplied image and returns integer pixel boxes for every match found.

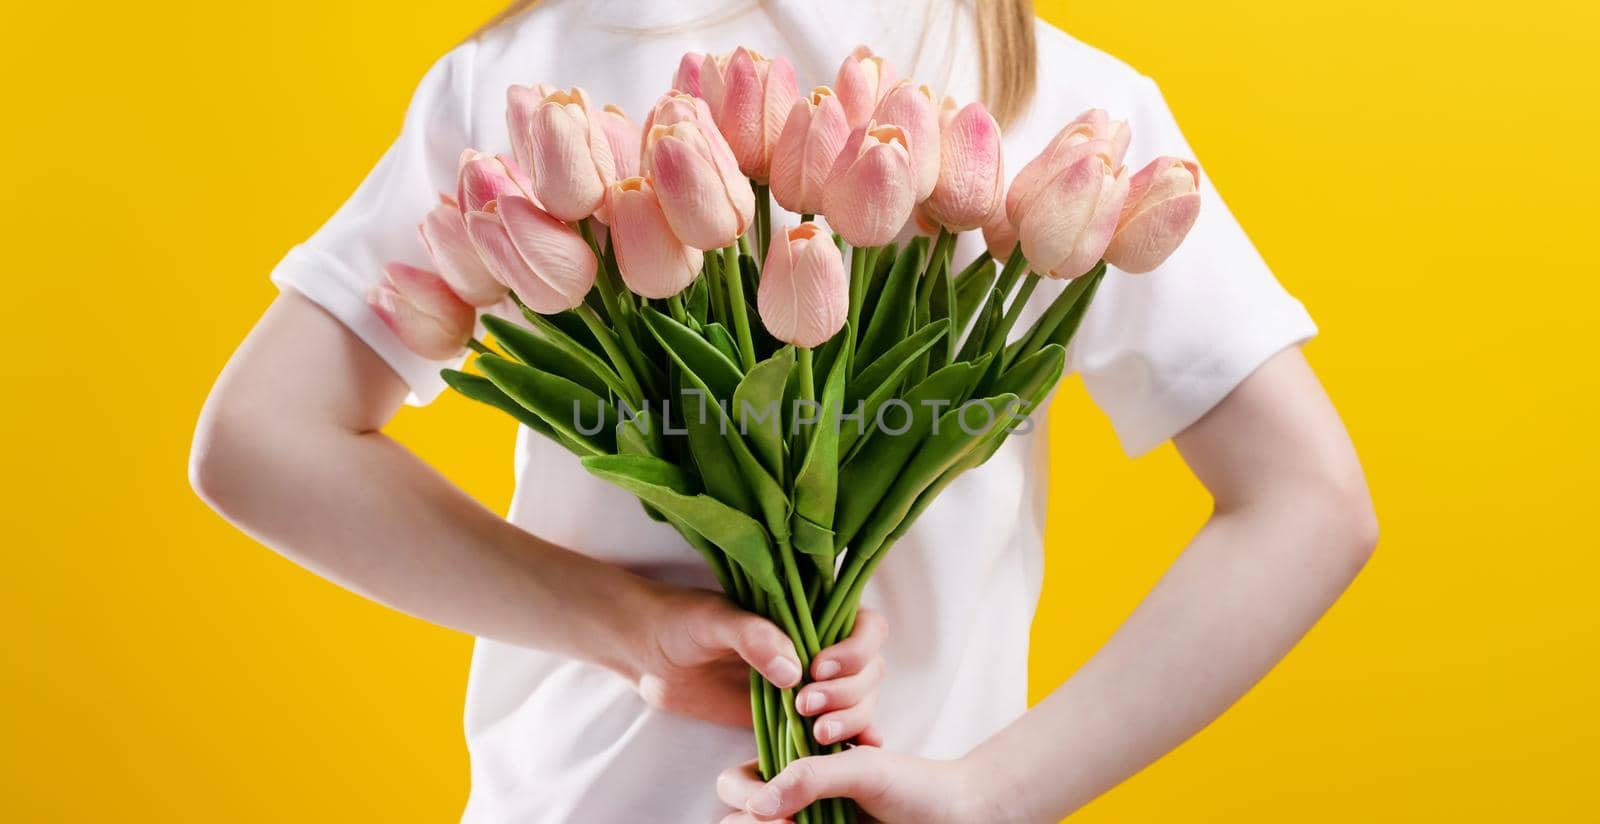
[368,262,476,360]
[513,87,618,223]
[1104,157,1201,273]
[465,196,597,313]
[506,83,558,179]
[607,177,704,299]
[598,104,642,181]
[1006,108,1130,224]
[1016,149,1129,280]
[770,87,851,215]
[710,47,799,181]
[835,45,895,129]
[872,81,940,201]
[457,150,533,215]
[981,199,1019,260]
[822,123,918,248]
[922,101,1004,232]
[419,194,507,307]
[758,222,849,348]
[672,52,706,97]
[696,53,733,112]
[643,94,755,250]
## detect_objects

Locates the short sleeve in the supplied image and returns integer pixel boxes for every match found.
[269,43,478,406]
[1067,77,1318,456]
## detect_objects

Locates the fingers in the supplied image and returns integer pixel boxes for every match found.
[716,760,764,809]
[811,608,887,680]
[797,656,883,717]
[693,603,802,688]
[743,747,893,820]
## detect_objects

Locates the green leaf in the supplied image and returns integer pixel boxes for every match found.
[483,313,623,402]
[791,333,851,568]
[832,359,987,550]
[953,257,998,339]
[686,275,710,324]
[680,366,790,540]
[845,393,1019,556]
[855,241,899,336]
[857,238,925,370]
[581,454,781,597]
[442,368,570,451]
[1010,263,1103,369]
[992,345,1067,412]
[1042,264,1106,351]
[702,322,741,367]
[642,306,744,401]
[839,320,949,456]
[680,382,759,517]
[475,354,617,455]
[734,347,795,479]
[955,289,1003,363]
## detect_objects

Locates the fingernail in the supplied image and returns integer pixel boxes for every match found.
[814,659,841,679]
[749,788,782,816]
[798,691,823,714]
[767,656,801,687]
[815,719,840,743]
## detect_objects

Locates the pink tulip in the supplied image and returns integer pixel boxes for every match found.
[1104,157,1202,273]
[506,83,558,179]
[696,53,733,112]
[769,86,851,215]
[419,194,507,306]
[457,150,533,215]
[465,195,596,313]
[707,47,799,181]
[758,222,849,348]
[512,86,618,222]
[871,81,939,200]
[822,123,918,247]
[1016,148,1129,280]
[981,199,1019,259]
[368,262,476,360]
[672,52,706,97]
[598,104,642,181]
[643,93,755,250]
[607,177,704,299]
[1005,108,1130,224]
[922,101,1004,232]
[835,45,895,129]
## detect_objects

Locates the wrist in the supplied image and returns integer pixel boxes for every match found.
[953,747,1030,824]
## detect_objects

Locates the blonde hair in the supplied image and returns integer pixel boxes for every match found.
[473,0,1037,127]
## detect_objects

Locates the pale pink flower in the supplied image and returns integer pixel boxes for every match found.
[1006,108,1130,224]
[456,150,533,215]
[672,52,706,97]
[598,104,642,181]
[871,81,940,200]
[419,194,507,306]
[368,262,475,360]
[512,87,618,222]
[758,222,849,348]
[981,198,1020,259]
[1016,148,1128,280]
[465,196,596,313]
[769,87,851,215]
[834,45,895,129]
[922,101,1004,232]
[607,177,704,299]
[1104,157,1202,273]
[643,93,755,249]
[708,47,799,181]
[821,123,917,247]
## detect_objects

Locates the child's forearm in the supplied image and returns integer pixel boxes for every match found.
[190,293,656,675]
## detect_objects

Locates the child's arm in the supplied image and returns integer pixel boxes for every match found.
[719,347,1378,821]
[190,293,882,734]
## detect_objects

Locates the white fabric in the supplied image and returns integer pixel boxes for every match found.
[268,1,1318,820]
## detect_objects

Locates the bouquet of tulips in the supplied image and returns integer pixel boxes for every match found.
[369,45,1199,822]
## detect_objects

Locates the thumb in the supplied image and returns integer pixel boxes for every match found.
[693,602,802,688]
[745,747,893,820]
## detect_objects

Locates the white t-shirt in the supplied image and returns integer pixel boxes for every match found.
[270,1,1317,820]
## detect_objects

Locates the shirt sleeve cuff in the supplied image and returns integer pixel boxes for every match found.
[269,244,460,406]
[1104,296,1318,457]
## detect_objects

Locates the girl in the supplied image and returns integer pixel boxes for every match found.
[191,1,1377,821]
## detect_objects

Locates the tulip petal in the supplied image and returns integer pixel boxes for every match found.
[1106,191,1201,273]
[610,179,703,299]
[924,102,1003,231]
[497,196,598,312]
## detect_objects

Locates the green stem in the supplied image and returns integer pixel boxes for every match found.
[994,244,1027,298]
[705,252,729,330]
[846,246,868,338]
[720,244,757,370]
[467,337,493,356]
[574,303,645,406]
[795,346,815,457]
[778,535,821,659]
[750,669,776,779]
[667,293,688,325]
[754,182,772,265]
[800,212,815,223]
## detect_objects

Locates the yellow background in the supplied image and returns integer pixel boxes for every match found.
[3,1,1596,820]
